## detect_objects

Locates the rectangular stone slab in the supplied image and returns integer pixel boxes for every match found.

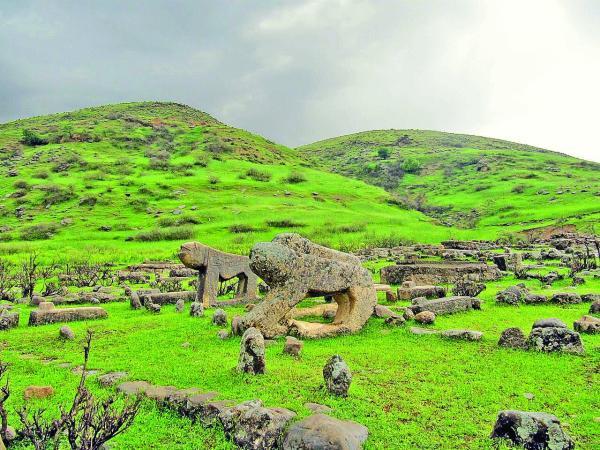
[141,291,196,305]
[410,296,480,315]
[28,307,108,326]
[381,262,500,284]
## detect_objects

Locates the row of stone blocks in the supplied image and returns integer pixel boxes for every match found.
[1,303,108,329]
[117,381,369,449]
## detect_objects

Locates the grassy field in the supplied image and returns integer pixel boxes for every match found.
[298,129,600,231]
[0,102,598,449]
[1,272,598,449]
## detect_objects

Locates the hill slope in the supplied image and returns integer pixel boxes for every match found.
[0,103,468,262]
[298,129,600,231]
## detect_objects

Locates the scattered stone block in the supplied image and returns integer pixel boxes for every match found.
[551,293,582,305]
[397,284,446,300]
[283,414,369,450]
[323,355,351,397]
[490,410,574,450]
[175,299,184,312]
[0,311,19,330]
[582,293,600,303]
[38,301,55,310]
[441,329,483,341]
[573,315,600,334]
[496,285,528,305]
[190,301,204,317]
[24,385,55,400]
[524,293,547,304]
[59,325,75,340]
[212,308,227,326]
[98,371,128,387]
[217,329,230,340]
[532,318,566,328]
[28,307,108,326]
[373,304,396,318]
[590,300,600,314]
[527,321,584,354]
[498,328,527,349]
[410,296,480,315]
[304,403,332,414]
[381,261,500,285]
[283,336,303,357]
[414,311,435,324]
[237,327,265,374]
[385,316,405,327]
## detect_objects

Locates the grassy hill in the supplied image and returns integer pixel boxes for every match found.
[298,129,600,231]
[0,103,472,263]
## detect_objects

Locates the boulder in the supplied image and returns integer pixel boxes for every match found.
[498,328,527,349]
[590,300,600,314]
[59,325,75,340]
[28,307,107,326]
[524,293,548,304]
[496,285,528,305]
[582,293,600,303]
[217,329,230,340]
[532,318,566,329]
[0,311,19,330]
[490,410,574,450]
[146,302,161,313]
[24,385,55,400]
[385,316,405,327]
[372,304,396,318]
[397,285,446,300]
[175,299,185,312]
[98,371,128,387]
[441,329,483,341]
[573,315,600,334]
[190,301,204,317]
[223,401,297,450]
[410,327,440,335]
[283,414,369,450]
[527,326,584,355]
[410,296,480,315]
[283,336,303,357]
[237,327,265,374]
[414,311,435,324]
[323,355,351,397]
[212,308,227,326]
[551,293,581,305]
[304,403,332,414]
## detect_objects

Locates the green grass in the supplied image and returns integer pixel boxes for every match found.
[298,129,600,232]
[1,274,598,449]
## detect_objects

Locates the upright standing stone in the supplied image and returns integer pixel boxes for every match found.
[212,308,227,326]
[283,336,303,357]
[175,299,185,312]
[190,301,204,317]
[237,327,265,374]
[323,355,351,397]
[498,328,527,349]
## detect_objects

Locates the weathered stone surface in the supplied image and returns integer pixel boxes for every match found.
[441,329,483,341]
[223,401,297,450]
[212,308,227,326]
[118,271,150,283]
[498,328,527,349]
[385,316,405,327]
[98,371,128,387]
[237,327,265,374]
[410,296,480,315]
[175,299,185,312]
[381,261,500,285]
[414,311,435,324]
[323,355,351,397]
[496,285,529,305]
[573,315,600,334]
[28,307,107,326]
[532,318,566,329]
[59,325,75,340]
[283,336,303,357]
[145,302,161,313]
[397,285,446,300]
[117,380,152,396]
[551,293,582,305]
[217,329,230,340]
[403,308,415,320]
[491,410,574,450]
[372,304,396,318]
[582,293,600,303]
[304,403,332,414]
[0,311,19,330]
[190,301,204,317]
[524,293,548,304]
[452,279,486,297]
[527,326,584,354]
[283,414,369,450]
[179,242,257,308]
[140,290,196,306]
[589,300,600,314]
[238,234,377,339]
[24,385,55,400]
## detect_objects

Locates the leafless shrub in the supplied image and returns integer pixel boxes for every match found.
[0,260,17,300]
[63,260,115,287]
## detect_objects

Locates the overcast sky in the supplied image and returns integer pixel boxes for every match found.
[1,0,599,162]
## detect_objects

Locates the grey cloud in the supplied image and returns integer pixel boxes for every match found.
[0,1,598,162]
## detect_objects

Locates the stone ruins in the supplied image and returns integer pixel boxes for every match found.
[179,241,257,307]
[236,233,377,339]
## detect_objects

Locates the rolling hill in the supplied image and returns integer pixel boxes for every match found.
[1,103,598,264]
[298,129,600,231]
[0,103,462,263]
